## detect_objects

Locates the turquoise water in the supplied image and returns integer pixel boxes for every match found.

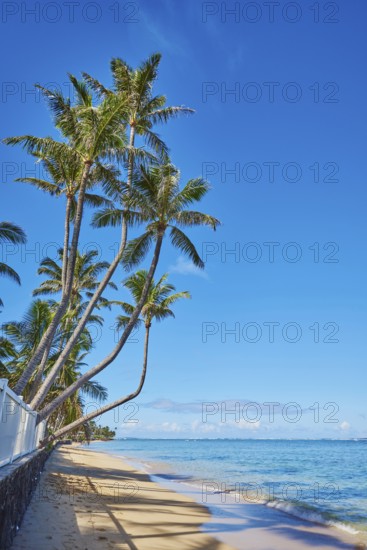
[85,439,367,534]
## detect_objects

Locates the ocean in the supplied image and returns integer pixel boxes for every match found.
[84,438,367,537]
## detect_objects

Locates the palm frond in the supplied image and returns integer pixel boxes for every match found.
[0,263,21,284]
[82,72,112,97]
[169,226,204,269]
[81,380,108,402]
[14,177,61,195]
[68,73,93,107]
[148,105,195,125]
[91,208,123,228]
[174,210,221,230]
[0,222,26,244]
[84,192,113,209]
[173,178,211,210]
[122,231,154,270]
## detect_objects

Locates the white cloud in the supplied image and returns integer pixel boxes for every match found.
[160,422,182,433]
[191,420,220,434]
[119,420,184,434]
[169,256,208,279]
[235,419,261,431]
[143,398,203,414]
[340,421,351,431]
[219,419,261,431]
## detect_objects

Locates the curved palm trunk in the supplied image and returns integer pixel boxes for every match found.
[37,232,163,422]
[31,221,128,408]
[41,323,150,446]
[26,194,72,402]
[13,161,92,396]
[31,128,136,409]
[27,340,52,402]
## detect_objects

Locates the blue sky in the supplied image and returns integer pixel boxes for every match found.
[1,1,366,438]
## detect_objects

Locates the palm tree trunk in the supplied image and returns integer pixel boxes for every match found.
[37,231,163,422]
[13,161,92,396]
[27,342,52,402]
[27,195,72,402]
[63,161,92,295]
[30,221,128,408]
[41,324,150,445]
[61,195,72,292]
[31,128,136,409]
[127,124,135,193]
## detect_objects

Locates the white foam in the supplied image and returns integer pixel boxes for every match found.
[266,500,360,535]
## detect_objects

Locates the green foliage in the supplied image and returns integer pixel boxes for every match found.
[85,420,116,441]
[1,54,220,438]
[0,222,27,308]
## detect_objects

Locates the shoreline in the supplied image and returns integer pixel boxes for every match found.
[82,443,366,550]
[11,444,365,550]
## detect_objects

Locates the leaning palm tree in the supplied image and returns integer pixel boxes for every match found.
[30,54,196,406]
[6,54,193,397]
[36,162,220,420]
[0,222,27,308]
[4,74,128,395]
[43,270,190,443]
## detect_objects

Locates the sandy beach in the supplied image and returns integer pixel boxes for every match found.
[10,445,231,550]
[10,445,365,550]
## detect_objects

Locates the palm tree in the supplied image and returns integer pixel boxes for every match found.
[2,300,55,387]
[6,54,192,397]
[37,162,220,420]
[4,74,128,395]
[31,54,196,407]
[2,300,61,399]
[0,222,26,308]
[83,52,194,182]
[44,270,190,443]
[2,299,107,424]
[0,337,16,377]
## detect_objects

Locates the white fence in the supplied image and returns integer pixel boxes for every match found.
[0,379,46,468]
